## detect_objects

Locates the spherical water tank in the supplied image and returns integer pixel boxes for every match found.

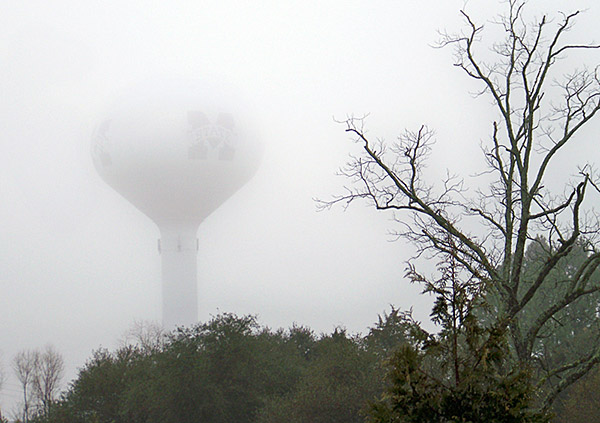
[92,80,262,328]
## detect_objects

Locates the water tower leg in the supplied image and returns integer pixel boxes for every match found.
[159,226,199,329]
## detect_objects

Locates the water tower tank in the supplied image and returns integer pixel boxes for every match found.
[92,81,262,329]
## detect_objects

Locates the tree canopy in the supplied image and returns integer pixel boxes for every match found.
[34,312,411,423]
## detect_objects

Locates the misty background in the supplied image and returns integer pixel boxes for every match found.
[1,0,598,413]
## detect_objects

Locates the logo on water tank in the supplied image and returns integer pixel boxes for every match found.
[188,111,236,161]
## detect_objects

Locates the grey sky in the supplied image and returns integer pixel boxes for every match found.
[1,0,599,411]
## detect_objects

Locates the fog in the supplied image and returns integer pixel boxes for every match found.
[1,0,599,413]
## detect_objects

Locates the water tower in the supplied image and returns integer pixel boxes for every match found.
[92,81,261,329]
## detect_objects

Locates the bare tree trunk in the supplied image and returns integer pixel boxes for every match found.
[32,345,65,418]
[13,350,38,423]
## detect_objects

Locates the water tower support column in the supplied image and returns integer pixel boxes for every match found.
[158,224,199,329]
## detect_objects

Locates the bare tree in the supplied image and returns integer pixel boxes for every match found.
[13,346,65,421]
[32,345,64,418]
[13,350,38,423]
[119,319,166,353]
[320,0,600,412]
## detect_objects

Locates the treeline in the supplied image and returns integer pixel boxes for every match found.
[34,309,410,423]
[14,306,600,423]
[14,241,600,423]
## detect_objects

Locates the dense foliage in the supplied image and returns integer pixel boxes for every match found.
[33,311,409,423]
[25,241,600,423]
[365,244,551,423]
[30,305,556,423]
